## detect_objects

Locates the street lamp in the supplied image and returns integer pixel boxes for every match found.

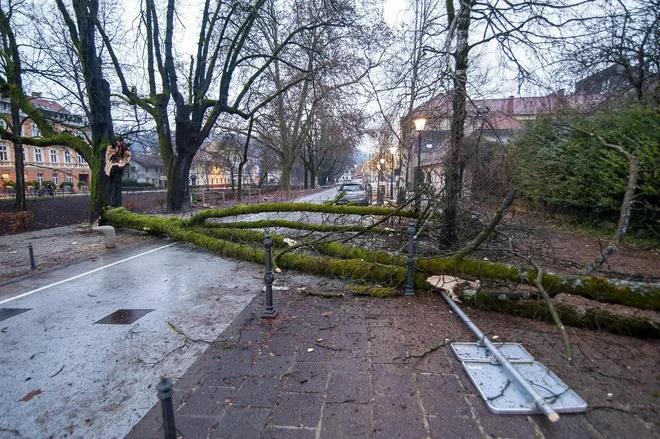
[389,146,397,200]
[413,118,426,209]
[379,158,385,205]
[376,163,382,206]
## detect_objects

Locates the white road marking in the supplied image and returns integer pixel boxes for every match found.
[0,242,177,305]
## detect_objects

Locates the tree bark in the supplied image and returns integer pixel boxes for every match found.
[440,0,474,248]
[10,103,26,211]
[455,288,660,339]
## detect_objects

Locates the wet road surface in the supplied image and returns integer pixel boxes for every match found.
[0,239,261,438]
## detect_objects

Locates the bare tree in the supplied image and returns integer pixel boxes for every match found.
[0,0,129,222]
[95,0,351,210]
[564,0,660,101]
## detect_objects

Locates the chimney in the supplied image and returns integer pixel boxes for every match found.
[507,96,514,114]
[32,92,42,98]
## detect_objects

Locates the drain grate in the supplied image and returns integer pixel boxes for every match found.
[95,309,155,325]
[0,308,32,322]
[452,343,587,415]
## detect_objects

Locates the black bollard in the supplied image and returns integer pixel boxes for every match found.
[157,376,177,439]
[28,242,36,270]
[404,221,416,296]
[262,232,277,319]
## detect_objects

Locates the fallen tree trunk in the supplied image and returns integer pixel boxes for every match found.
[451,289,660,339]
[102,208,660,311]
[186,202,418,226]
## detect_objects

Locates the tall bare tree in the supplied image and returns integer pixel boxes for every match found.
[0,0,128,222]
[96,0,350,210]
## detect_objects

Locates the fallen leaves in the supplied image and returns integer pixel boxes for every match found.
[19,389,42,402]
[321,311,333,317]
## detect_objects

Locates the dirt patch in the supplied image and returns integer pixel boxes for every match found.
[0,224,152,281]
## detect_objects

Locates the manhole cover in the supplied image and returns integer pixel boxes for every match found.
[0,308,31,322]
[95,309,155,325]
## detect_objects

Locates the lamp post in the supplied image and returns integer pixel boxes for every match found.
[379,158,385,205]
[376,163,382,205]
[389,146,397,200]
[413,118,426,209]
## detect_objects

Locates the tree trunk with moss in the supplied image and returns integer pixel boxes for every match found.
[454,288,660,339]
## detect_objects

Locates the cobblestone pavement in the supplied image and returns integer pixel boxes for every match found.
[126,286,619,439]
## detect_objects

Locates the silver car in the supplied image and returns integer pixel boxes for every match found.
[336,183,369,205]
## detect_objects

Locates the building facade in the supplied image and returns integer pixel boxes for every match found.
[0,94,91,188]
[126,155,167,187]
[402,91,607,188]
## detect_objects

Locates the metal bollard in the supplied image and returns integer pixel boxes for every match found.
[156,376,176,439]
[404,221,416,296]
[28,242,36,269]
[262,232,277,319]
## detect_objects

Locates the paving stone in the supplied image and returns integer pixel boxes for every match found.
[270,393,324,428]
[232,375,280,408]
[320,403,370,439]
[372,364,416,396]
[373,396,427,439]
[249,355,294,378]
[585,409,657,439]
[428,414,482,439]
[212,407,270,439]
[418,374,472,418]
[466,395,537,439]
[326,371,370,404]
[175,414,219,439]
[204,359,252,388]
[123,404,162,439]
[177,386,235,416]
[281,362,329,393]
[409,347,453,373]
[261,427,317,439]
[535,413,602,439]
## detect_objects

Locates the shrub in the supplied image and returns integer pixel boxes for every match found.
[122,178,155,187]
[0,211,33,234]
[60,181,74,190]
[77,181,88,190]
[26,180,40,190]
[42,180,55,189]
[512,104,660,227]
[2,179,15,188]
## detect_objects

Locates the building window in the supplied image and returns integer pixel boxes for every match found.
[32,124,40,138]
[35,148,43,162]
[0,145,7,161]
[53,173,59,185]
[66,174,73,183]
[77,154,86,164]
[2,173,9,180]
[37,173,43,184]
[0,119,6,130]
[65,150,72,163]
[22,149,26,160]
[50,149,58,163]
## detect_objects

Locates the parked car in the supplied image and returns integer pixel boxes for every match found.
[336,183,369,205]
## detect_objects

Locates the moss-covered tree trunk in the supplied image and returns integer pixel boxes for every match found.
[10,101,26,211]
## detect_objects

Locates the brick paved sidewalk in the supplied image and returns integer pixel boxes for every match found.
[126,287,600,439]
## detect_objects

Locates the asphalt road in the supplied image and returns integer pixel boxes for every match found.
[0,239,263,438]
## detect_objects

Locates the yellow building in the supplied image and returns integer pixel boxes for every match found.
[0,94,91,189]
